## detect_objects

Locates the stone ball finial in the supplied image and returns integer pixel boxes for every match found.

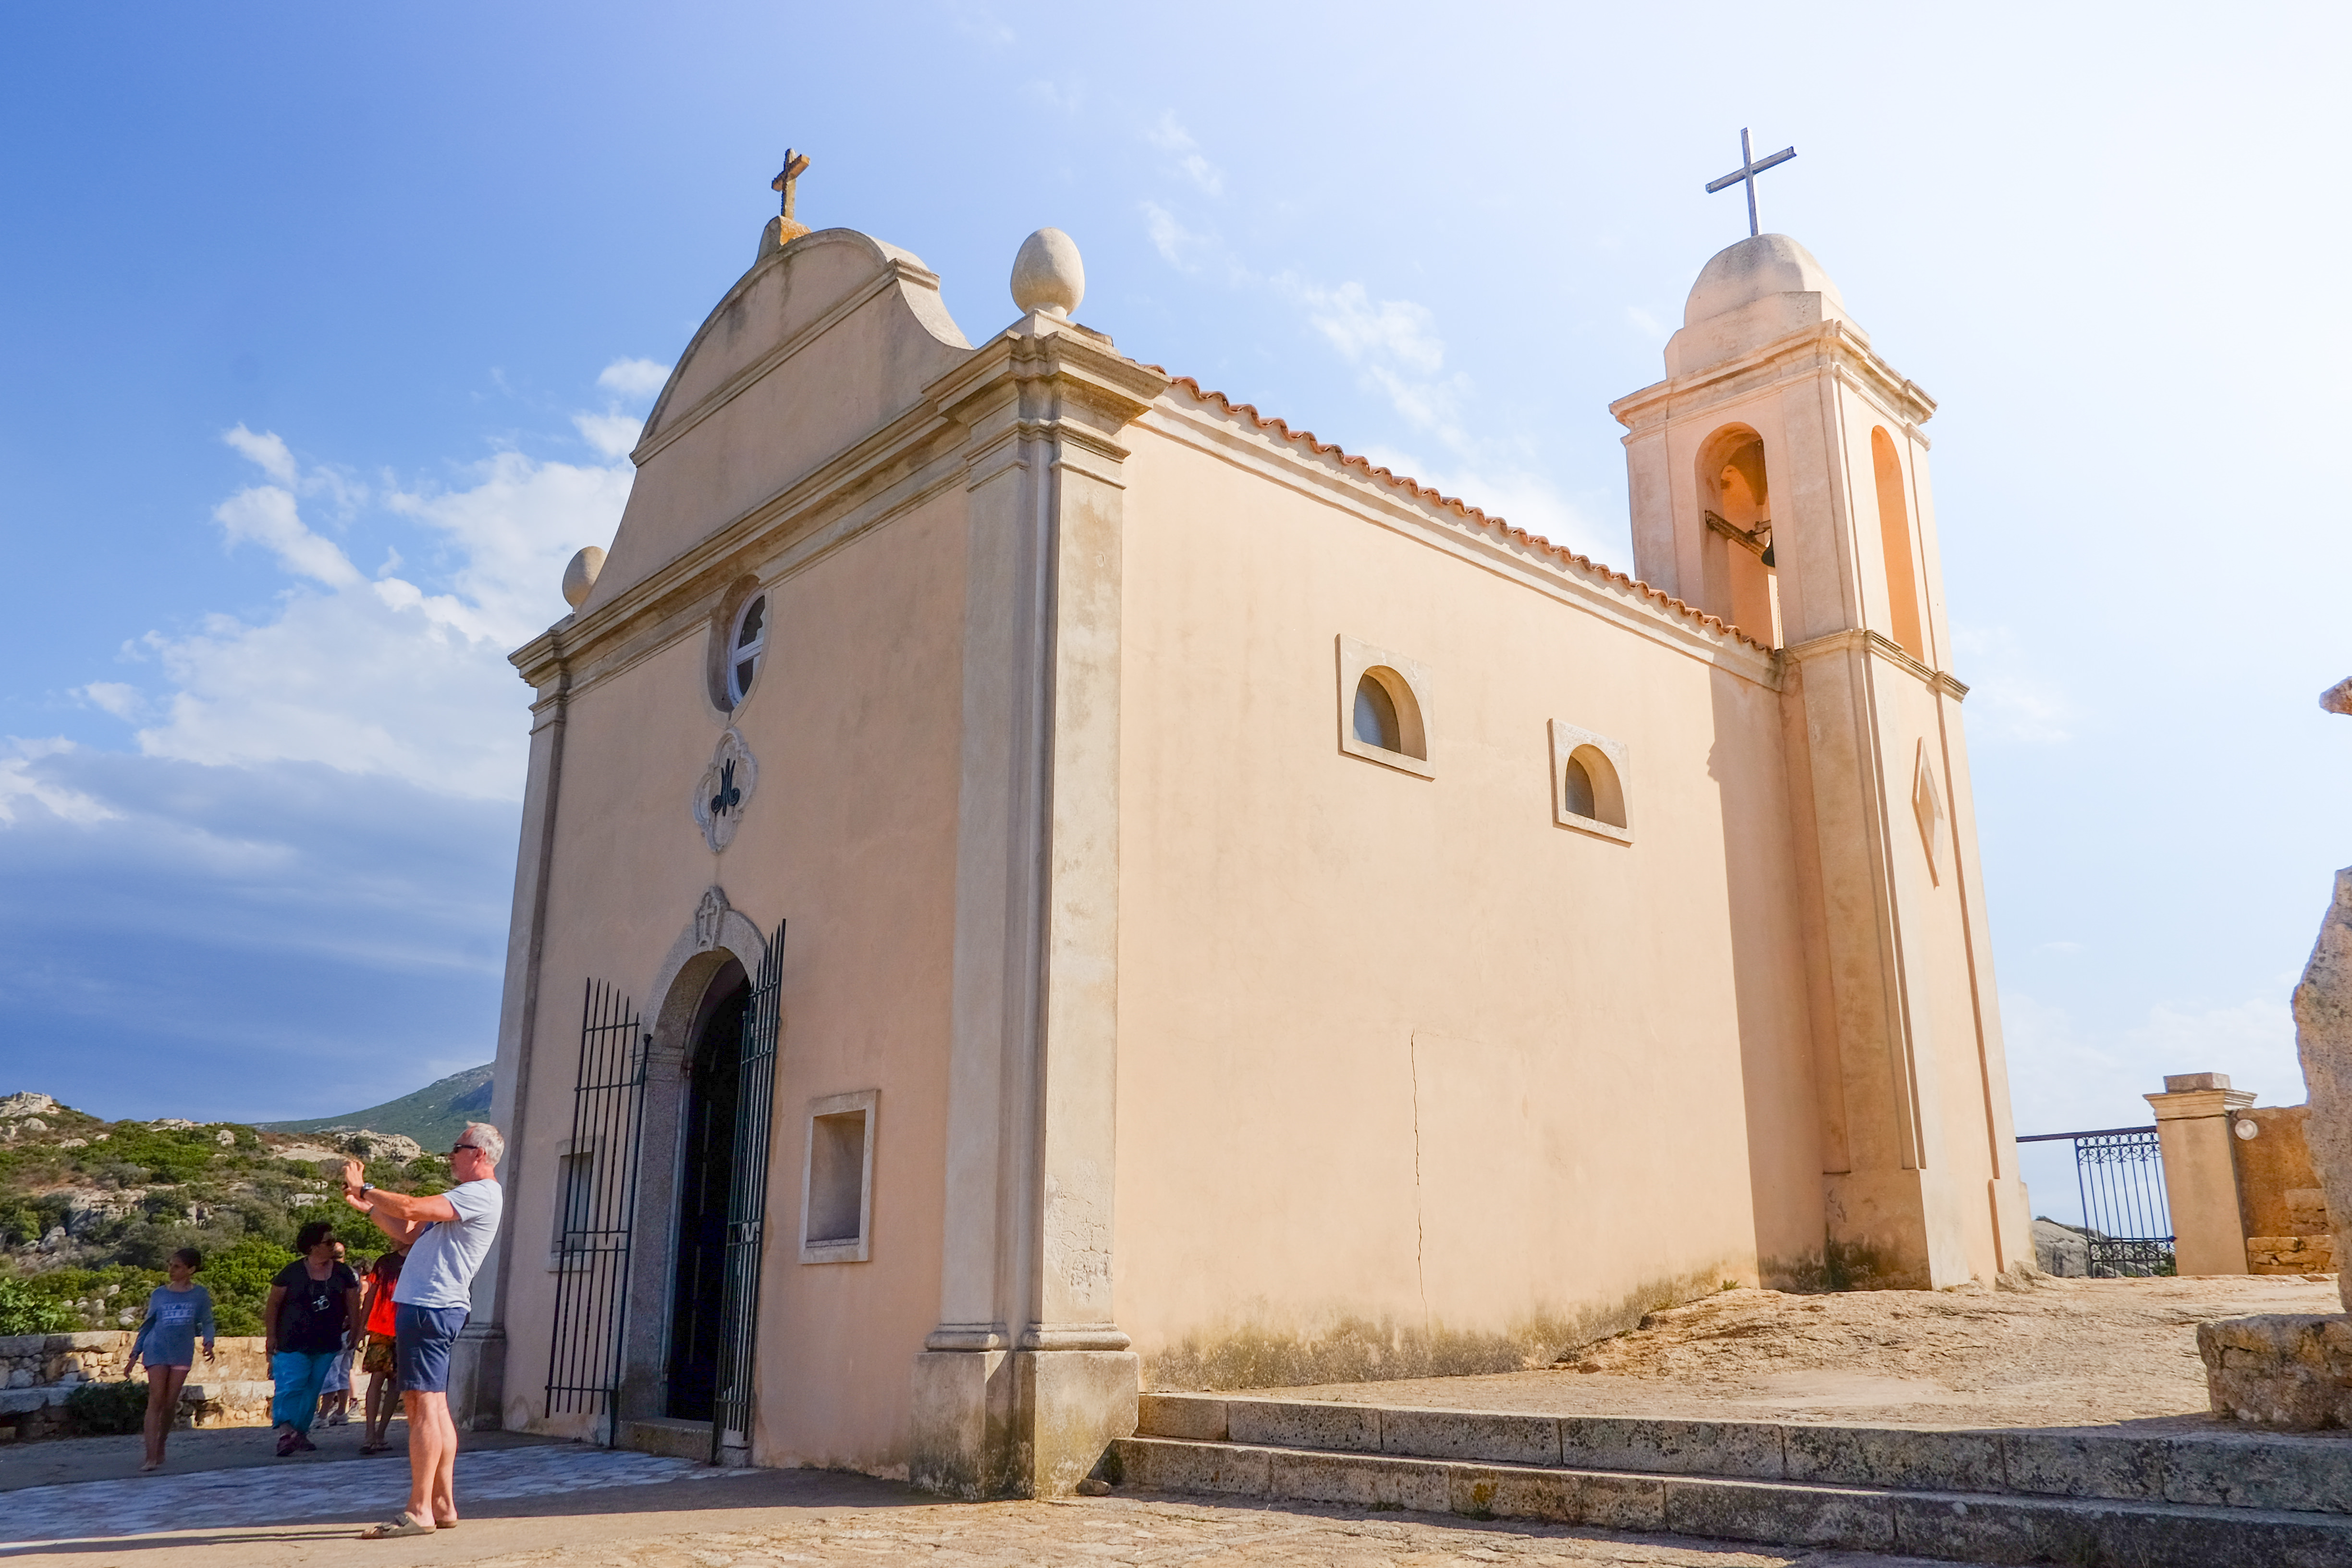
[1011,228,1085,318]
[562,545,607,610]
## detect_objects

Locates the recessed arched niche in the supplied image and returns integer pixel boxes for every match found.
[1335,635,1434,778]
[1694,424,1779,645]
[1550,719,1632,843]
[1871,427,1925,661]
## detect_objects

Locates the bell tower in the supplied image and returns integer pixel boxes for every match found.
[1612,234,2034,1286]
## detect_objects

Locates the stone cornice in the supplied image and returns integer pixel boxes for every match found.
[510,393,966,693]
[1610,319,1936,441]
[927,313,1171,435]
[509,318,1172,698]
[2146,1087,2256,1121]
[1783,626,1967,699]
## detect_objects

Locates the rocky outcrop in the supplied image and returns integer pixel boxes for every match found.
[2199,859,2352,1428]
[2294,867,2352,1315]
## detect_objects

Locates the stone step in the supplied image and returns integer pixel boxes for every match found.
[1137,1393,2352,1517]
[618,1417,713,1461]
[1112,1435,2352,1568]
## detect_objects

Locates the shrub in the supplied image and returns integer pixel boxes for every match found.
[204,1234,297,1336]
[65,1379,149,1435]
[0,1278,76,1335]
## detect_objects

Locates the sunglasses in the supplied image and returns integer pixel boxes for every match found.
[450,1143,482,1156]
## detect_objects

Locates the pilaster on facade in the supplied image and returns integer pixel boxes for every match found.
[913,314,1166,1499]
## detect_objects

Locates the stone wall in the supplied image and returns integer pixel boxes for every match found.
[2233,1105,2337,1274]
[0,1331,275,1442]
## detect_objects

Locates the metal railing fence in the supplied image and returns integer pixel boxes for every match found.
[2016,1124,2175,1277]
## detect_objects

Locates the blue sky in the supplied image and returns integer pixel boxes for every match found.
[3,4,2348,1185]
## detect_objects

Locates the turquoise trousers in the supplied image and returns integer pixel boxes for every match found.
[270,1349,336,1430]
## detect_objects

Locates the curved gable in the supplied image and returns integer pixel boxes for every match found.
[585,228,974,612]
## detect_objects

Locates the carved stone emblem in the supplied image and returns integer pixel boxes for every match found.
[693,887,729,951]
[692,729,758,853]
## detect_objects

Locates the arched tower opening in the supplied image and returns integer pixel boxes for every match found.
[1695,424,1780,646]
[1871,427,1924,660]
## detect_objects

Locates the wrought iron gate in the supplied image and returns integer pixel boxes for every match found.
[2016,1125,2175,1276]
[711,920,785,1461]
[545,979,649,1445]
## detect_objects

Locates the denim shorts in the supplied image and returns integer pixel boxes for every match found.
[393,1303,469,1393]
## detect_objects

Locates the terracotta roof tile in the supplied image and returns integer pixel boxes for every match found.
[1163,376,1768,654]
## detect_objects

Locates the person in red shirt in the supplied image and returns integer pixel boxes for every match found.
[357,1243,407,1455]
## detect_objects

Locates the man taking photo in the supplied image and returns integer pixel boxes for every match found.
[341,1122,505,1540]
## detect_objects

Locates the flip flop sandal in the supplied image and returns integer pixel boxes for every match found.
[363,1514,436,1540]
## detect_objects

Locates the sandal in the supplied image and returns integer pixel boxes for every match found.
[363,1513,436,1540]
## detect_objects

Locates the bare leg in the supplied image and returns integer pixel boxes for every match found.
[429,1393,459,1525]
[400,1389,447,1525]
[140,1368,184,1468]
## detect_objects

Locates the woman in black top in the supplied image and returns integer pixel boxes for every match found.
[264,1220,363,1456]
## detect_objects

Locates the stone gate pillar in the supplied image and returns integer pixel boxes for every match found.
[2146,1072,2254,1276]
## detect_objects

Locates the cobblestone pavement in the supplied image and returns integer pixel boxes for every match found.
[439,1494,1955,1568]
[0,1442,746,1544]
[0,1457,1953,1568]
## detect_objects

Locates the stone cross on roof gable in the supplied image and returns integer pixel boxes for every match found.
[772,149,812,220]
[1705,128,1797,239]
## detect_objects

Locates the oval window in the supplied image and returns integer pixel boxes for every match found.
[1352,673,1400,752]
[728,594,768,705]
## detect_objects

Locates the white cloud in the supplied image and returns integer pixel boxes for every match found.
[0,739,117,827]
[1141,201,1210,273]
[223,424,298,486]
[944,0,1013,44]
[594,358,671,402]
[1146,112,1223,196]
[573,411,642,460]
[124,422,633,801]
[213,483,364,589]
[1299,282,1446,374]
[1021,79,1082,114]
[1951,625,2072,743]
[76,682,145,720]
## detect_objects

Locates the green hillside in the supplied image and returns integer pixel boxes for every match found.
[257,1064,494,1152]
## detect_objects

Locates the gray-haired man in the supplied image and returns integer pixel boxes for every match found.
[341,1121,505,1540]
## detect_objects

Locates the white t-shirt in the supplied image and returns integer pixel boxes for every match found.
[392,1178,503,1310]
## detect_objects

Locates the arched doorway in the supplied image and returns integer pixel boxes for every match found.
[666,962,749,1421]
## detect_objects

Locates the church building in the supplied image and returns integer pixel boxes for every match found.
[449,162,2035,1497]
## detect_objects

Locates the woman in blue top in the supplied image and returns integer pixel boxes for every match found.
[127,1247,215,1472]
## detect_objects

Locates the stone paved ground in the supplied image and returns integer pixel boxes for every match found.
[0,1438,730,1544]
[0,1457,1955,1568]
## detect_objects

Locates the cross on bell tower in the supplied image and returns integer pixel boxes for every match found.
[1704,128,1796,238]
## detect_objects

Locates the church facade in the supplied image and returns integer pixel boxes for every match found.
[450,204,2034,1495]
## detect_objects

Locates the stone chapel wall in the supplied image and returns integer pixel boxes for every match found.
[1107,401,1828,1387]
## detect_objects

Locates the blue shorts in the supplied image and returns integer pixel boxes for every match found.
[393,1303,469,1394]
